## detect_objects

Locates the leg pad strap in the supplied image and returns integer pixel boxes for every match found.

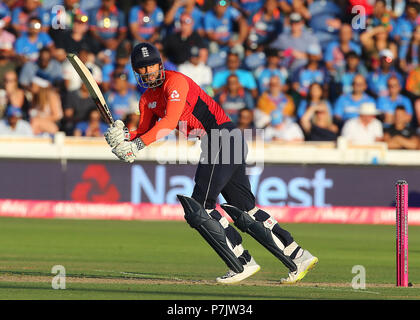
[221,204,297,272]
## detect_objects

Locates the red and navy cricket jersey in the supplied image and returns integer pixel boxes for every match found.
[130,70,231,145]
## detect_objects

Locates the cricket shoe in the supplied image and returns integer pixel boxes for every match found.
[280,250,318,284]
[216,258,261,284]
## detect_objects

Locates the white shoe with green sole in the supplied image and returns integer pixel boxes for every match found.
[280,250,318,284]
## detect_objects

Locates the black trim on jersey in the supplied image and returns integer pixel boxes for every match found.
[192,96,219,133]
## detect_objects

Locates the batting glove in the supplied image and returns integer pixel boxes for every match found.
[104,120,130,149]
[112,138,145,163]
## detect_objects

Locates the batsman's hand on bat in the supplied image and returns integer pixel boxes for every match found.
[112,138,145,163]
[104,120,130,148]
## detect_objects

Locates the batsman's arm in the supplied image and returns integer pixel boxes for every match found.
[137,106,182,146]
[138,77,188,145]
[129,97,158,141]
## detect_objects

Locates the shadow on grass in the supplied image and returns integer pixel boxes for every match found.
[0,283,288,300]
[0,270,190,281]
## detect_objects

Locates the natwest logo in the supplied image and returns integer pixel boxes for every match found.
[170,90,180,100]
[130,165,333,207]
[72,165,120,202]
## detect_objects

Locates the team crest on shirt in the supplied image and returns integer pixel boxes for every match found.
[170,90,180,101]
[148,101,157,109]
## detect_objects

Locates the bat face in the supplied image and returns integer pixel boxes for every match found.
[67,53,114,125]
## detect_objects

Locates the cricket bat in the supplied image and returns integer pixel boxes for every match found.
[67,53,114,125]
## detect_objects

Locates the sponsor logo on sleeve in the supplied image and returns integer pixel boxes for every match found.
[169,90,180,101]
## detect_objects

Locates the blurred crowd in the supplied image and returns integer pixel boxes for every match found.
[0,0,420,150]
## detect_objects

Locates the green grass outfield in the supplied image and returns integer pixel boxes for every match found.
[0,217,419,300]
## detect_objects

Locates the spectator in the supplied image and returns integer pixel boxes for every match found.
[204,0,248,69]
[399,24,420,73]
[0,43,18,89]
[49,1,88,43]
[341,102,384,145]
[3,70,29,119]
[332,51,368,96]
[256,48,288,94]
[212,51,258,98]
[101,45,137,92]
[80,0,102,13]
[264,109,304,142]
[0,107,33,136]
[406,64,420,126]
[270,12,321,73]
[164,0,205,37]
[28,76,63,136]
[178,46,212,89]
[89,0,128,52]
[306,0,343,47]
[106,71,140,121]
[391,1,420,56]
[278,0,292,14]
[215,74,254,124]
[290,0,312,22]
[291,44,326,98]
[367,49,404,97]
[360,25,398,71]
[237,107,255,132]
[246,0,282,52]
[39,0,58,11]
[232,0,264,19]
[58,106,77,136]
[324,24,361,76]
[163,12,208,66]
[300,98,338,141]
[0,16,15,54]
[64,83,97,122]
[384,105,419,149]
[153,40,177,71]
[406,64,420,97]
[52,46,69,70]
[255,75,295,128]
[367,0,395,30]
[53,11,96,56]
[0,88,6,119]
[129,0,164,45]
[124,111,140,131]
[19,47,63,90]
[0,2,11,29]
[386,0,407,18]
[333,74,376,123]
[74,108,108,137]
[14,17,54,63]
[62,46,102,92]
[5,0,420,149]
[377,76,413,126]
[11,0,50,35]
[297,82,332,119]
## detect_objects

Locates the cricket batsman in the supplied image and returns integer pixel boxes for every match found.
[104,42,318,284]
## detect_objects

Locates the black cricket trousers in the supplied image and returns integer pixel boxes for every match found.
[191,122,256,211]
